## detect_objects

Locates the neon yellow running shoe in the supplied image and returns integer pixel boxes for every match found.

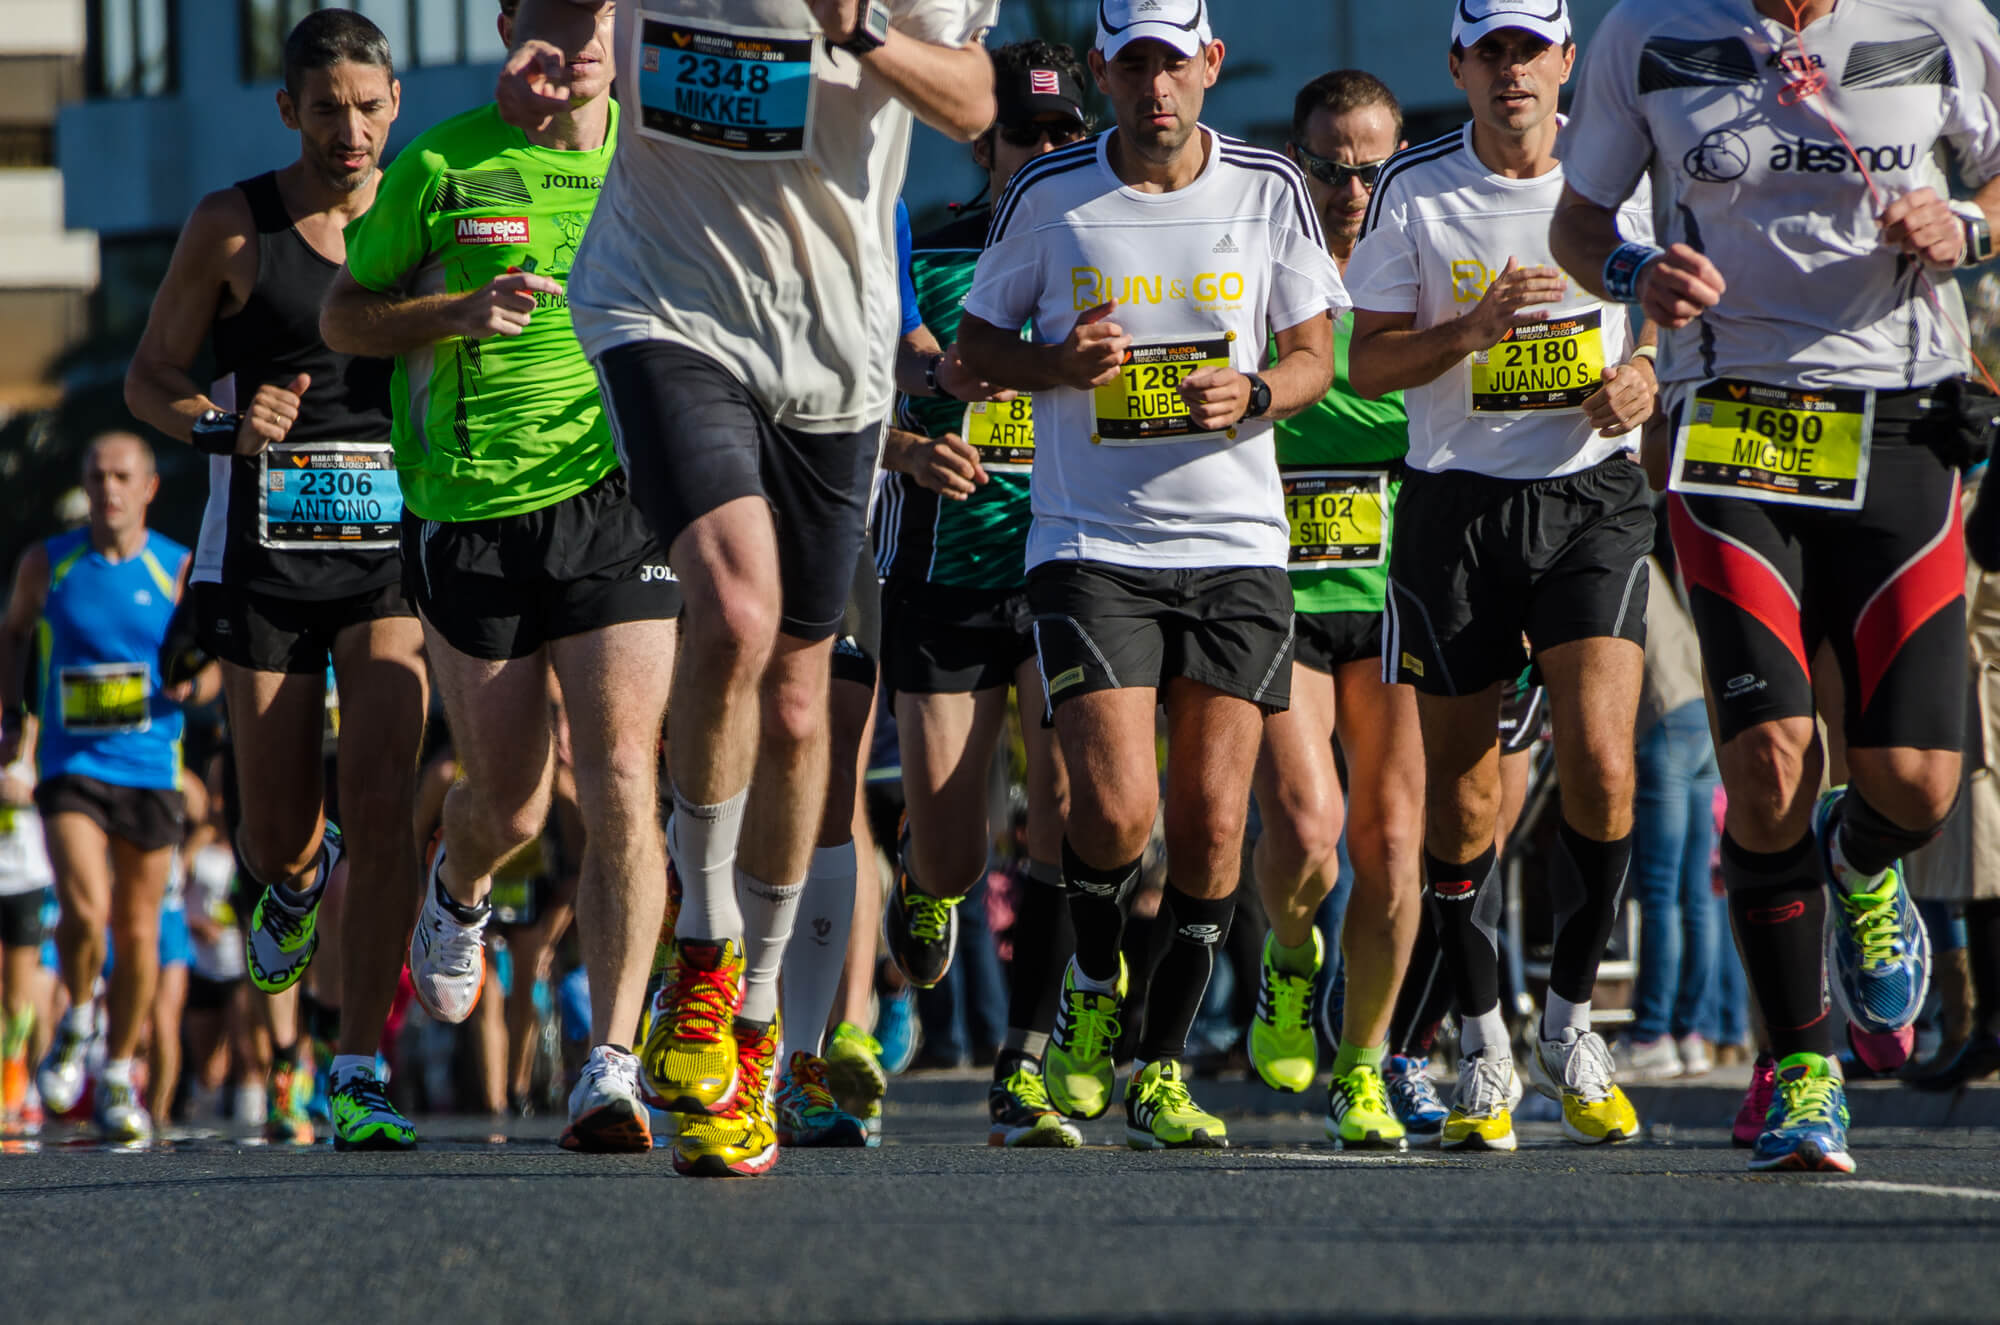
[1249,930,1322,1094]
[247,825,338,994]
[641,937,744,1115]
[1124,1059,1227,1150]
[1529,1027,1639,1145]
[1045,957,1126,1120]
[823,1020,888,1122]
[1324,1062,1408,1150]
[673,1016,780,1178]
[1442,1053,1519,1153]
[330,1069,416,1152]
[988,1059,1083,1148]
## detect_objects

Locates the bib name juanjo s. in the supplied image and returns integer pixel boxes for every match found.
[1071,266,1246,310]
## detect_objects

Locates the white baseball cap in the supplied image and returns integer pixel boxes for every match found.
[1451,0,1572,49]
[1095,0,1213,61]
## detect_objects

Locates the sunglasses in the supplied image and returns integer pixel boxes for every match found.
[999,121,1088,148]
[1292,144,1391,190]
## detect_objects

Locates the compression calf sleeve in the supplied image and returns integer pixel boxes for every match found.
[1002,859,1073,1062]
[1546,821,1633,1007]
[1424,844,1502,1021]
[737,869,805,1027]
[1134,886,1234,1063]
[1062,838,1139,987]
[1722,832,1835,1058]
[669,789,747,944]
[1834,787,1954,885]
[779,842,857,1060]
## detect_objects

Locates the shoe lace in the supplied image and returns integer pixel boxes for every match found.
[594,1049,641,1100]
[737,1035,774,1113]
[1388,1064,1444,1114]
[1557,1032,1617,1104]
[1264,964,1314,1036]
[1004,1064,1053,1112]
[786,1054,841,1113]
[262,894,307,945]
[836,1024,883,1058]
[1062,987,1121,1057]
[1776,1073,1842,1129]
[1142,1066,1199,1116]
[425,907,485,978]
[1459,1055,1513,1115]
[905,888,962,944]
[1339,1065,1393,1116]
[666,956,738,1044]
[1839,881,1902,968]
[338,1073,395,1117]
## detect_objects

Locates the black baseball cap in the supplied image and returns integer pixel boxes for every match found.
[995,62,1088,130]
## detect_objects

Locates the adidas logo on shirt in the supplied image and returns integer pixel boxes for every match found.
[1211,234,1238,254]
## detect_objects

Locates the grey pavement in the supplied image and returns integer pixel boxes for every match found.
[6,1074,2000,1323]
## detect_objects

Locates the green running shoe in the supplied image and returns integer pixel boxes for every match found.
[247,824,339,994]
[1125,1059,1227,1150]
[1324,1062,1408,1150]
[1249,930,1322,1093]
[331,1070,417,1152]
[823,1020,889,1121]
[1046,957,1127,1120]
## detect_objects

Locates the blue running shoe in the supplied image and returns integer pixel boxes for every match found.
[1384,1054,1448,1141]
[1814,788,1931,1033]
[1748,1052,1854,1174]
[873,986,920,1076]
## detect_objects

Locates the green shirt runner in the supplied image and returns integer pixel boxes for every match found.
[1276,317,1408,617]
[342,102,618,523]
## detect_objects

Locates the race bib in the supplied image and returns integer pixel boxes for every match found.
[1468,308,1606,415]
[259,442,402,551]
[1092,335,1237,444]
[59,662,150,734]
[1283,470,1389,570]
[1668,379,1873,510]
[635,14,818,158]
[963,396,1035,472]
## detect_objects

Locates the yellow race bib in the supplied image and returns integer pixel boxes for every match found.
[1669,379,1873,510]
[1092,334,1236,444]
[1283,469,1389,569]
[59,663,150,734]
[963,396,1035,472]
[1468,308,1606,415]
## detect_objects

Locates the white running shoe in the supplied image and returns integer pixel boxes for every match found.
[95,1075,153,1144]
[35,1019,91,1116]
[1613,1034,1684,1081]
[561,1045,652,1153]
[408,850,490,1024]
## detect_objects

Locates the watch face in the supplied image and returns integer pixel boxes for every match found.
[865,0,892,40]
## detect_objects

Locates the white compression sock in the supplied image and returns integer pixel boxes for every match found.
[1542,992,1591,1041]
[1460,1006,1510,1060]
[779,841,858,1061]
[669,789,748,944]
[738,869,806,1026]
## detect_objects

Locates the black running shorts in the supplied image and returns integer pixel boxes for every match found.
[1028,562,1295,714]
[882,579,1037,696]
[1669,389,1965,751]
[1386,456,1652,697]
[405,470,681,663]
[0,889,44,949]
[34,774,184,852]
[593,340,879,642]
[1294,609,1383,677]
[195,579,412,676]
[832,549,882,691]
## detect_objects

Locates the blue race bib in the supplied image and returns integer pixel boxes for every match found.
[635,14,818,158]
[260,442,403,550]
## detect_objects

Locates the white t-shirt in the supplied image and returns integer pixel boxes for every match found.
[1346,122,1654,480]
[0,785,52,899]
[1559,0,2000,392]
[963,128,1349,571]
[186,843,244,982]
[570,0,997,434]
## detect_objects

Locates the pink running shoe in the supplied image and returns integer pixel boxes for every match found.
[1847,1022,1915,1076]
[1733,1052,1777,1148]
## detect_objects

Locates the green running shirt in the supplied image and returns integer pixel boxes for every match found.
[343,103,618,522]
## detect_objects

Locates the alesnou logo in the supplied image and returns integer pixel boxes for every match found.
[1071,266,1246,310]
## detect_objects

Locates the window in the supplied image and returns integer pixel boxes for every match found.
[240,0,508,84]
[87,0,177,98]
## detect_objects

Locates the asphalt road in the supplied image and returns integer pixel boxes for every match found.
[5,1098,2000,1323]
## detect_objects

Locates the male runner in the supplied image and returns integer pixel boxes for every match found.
[1242,67,1426,1152]
[0,434,190,1143]
[875,38,1091,1149]
[498,0,995,1178]
[957,0,1345,1151]
[124,9,428,1151]
[1551,0,2000,1172]
[1345,0,1655,1153]
[0,717,53,1127]
[323,0,679,1154]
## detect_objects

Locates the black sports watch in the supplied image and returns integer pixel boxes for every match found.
[835,0,892,55]
[1963,214,1996,268]
[1243,374,1273,420]
[191,407,241,456]
[924,353,957,401]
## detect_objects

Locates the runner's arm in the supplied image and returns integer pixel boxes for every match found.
[1257,312,1336,422]
[0,545,49,767]
[124,192,252,443]
[955,312,1098,392]
[1550,187,1724,332]
[839,27,995,142]
[320,267,563,356]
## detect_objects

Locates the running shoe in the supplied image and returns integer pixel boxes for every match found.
[824,1020,889,1121]
[1124,1059,1227,1150]
[640,937,744,1115]
[1442,1052,1518,1152]
[1249,930,1322,1094]
[1733,1051,1777,1148]
[988,1059,1083,1148]
[330,1069,417,1151]
[1845,1022,1915,1077]
[1529,1028,1639,1145]
[1324,1062,1407,1150]
[35,1017,90,1116]
[882,866,962,990]
[773,1051,868,1148]
[94,1074,152,1144]
[873,986,920,1074]
[409,847,491,1024]
[1748,1051,1854,1174]
[561,1044,652,1153]
[1612,1034,1683,1081]
[1676,1034,1715,1078]
[1384,1054,1448,1141]
[673,1017,780,1178]
[1814,788,1931,1034]
[247,823,340,994]
[1045,957,1126,1121]
[2,1051,27,1126]
[265,1057,315,1145]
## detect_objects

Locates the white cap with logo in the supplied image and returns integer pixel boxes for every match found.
[1450,0,1572,49]
[1095,0,1213,61]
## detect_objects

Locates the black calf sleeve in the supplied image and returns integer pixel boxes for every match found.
[1547,822,1633,1004]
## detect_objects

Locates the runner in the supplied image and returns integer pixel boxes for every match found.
[957,0,1345,1150]
[0,709,54,1128]
[323,0,680,1154]
[0,434,191,1143]
[123,9,429,1150]
[1345,0,1655,1152]
[1241,67,1425,1153]
[496,0,995,1177]
[1551,0,2000,1172]
[875,39,1091,1150]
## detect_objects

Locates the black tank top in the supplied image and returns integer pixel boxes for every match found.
[200,171,398,601]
